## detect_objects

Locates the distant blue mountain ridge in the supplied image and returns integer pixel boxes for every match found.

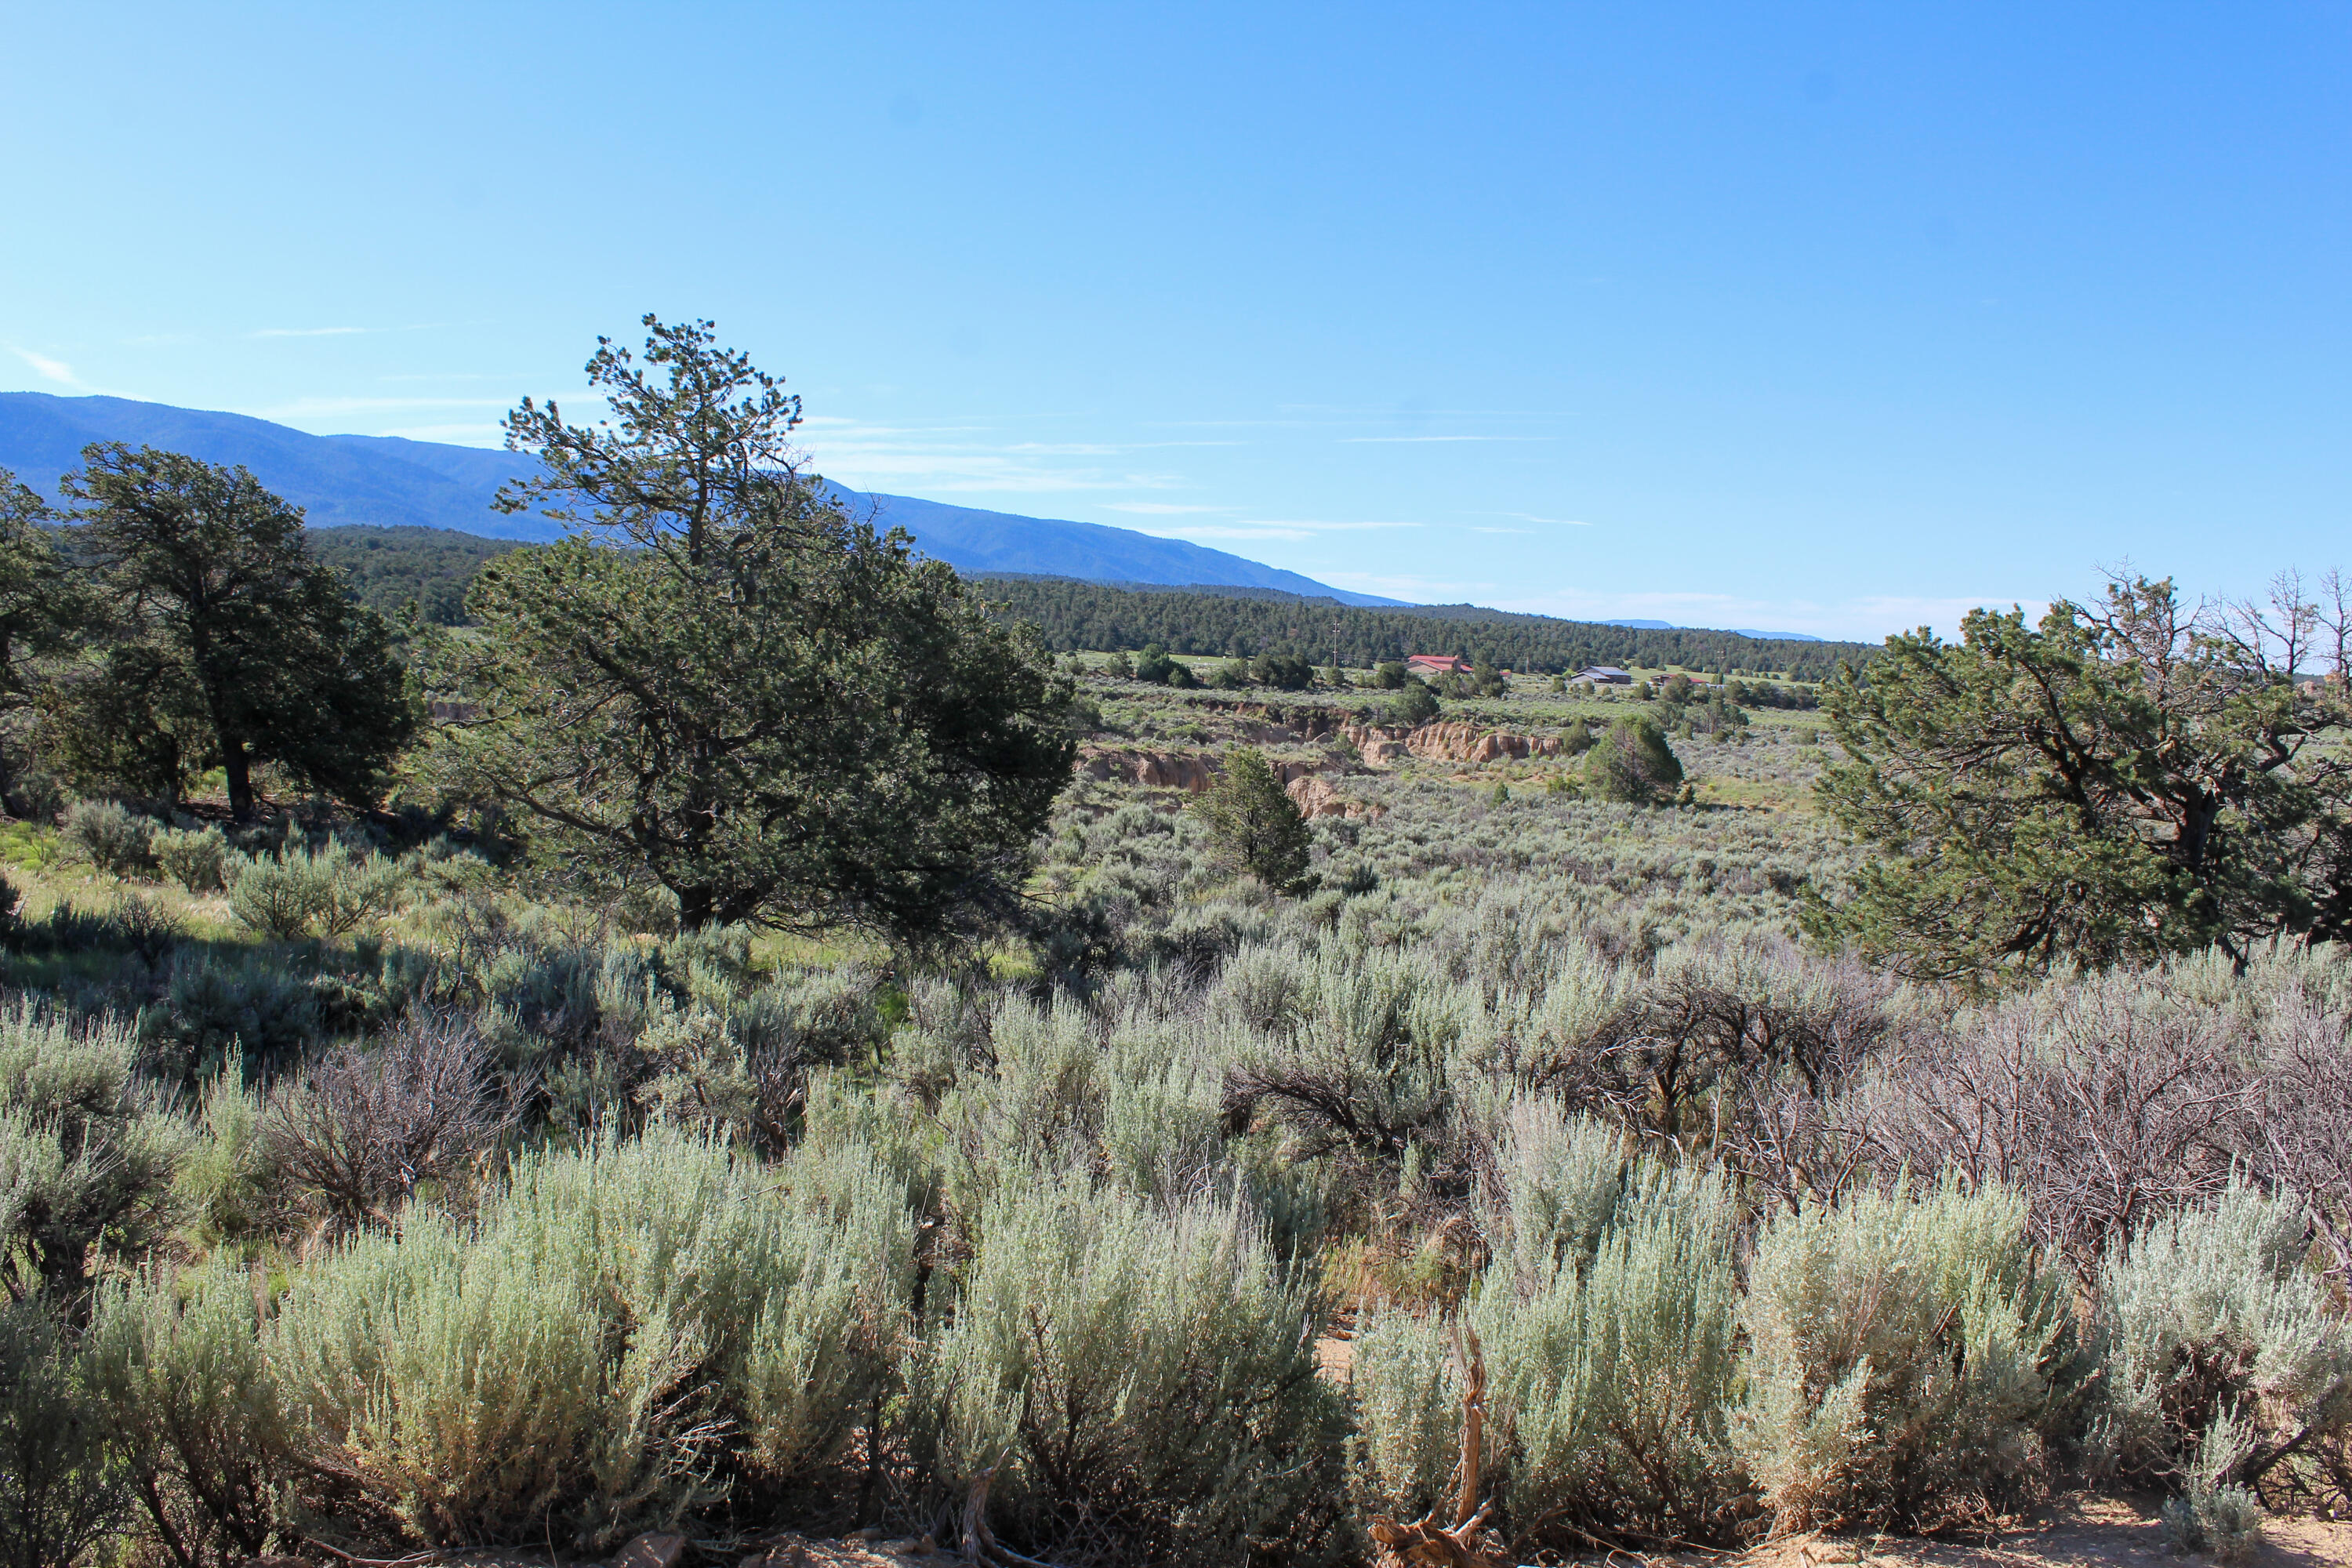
[1602,617,1823,642]
[0,391,1404,606]
[0,390,1830,637]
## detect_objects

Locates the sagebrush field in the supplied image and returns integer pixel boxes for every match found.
[5,323,2350,1568]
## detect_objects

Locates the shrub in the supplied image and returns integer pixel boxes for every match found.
[2161,1479,2264,1565]
[1133,644,1177,684]
[1472,1147,1743,1546]
[151,825,230,893]
[1345,1309,1468,1532]
[1209,658,1253,690]
[227,843,405,939]
[0,1002,187,1298]
[1582,717,1684,805]
[913,1181,1345,1565]
[0,1298,130,1568]
[1218,946,1460,1167]
[60,797,153,878]
[2089,1185,2352,1495]
[1388,679,1439,724]
[1252,650,1314,690]
[1732,1179,2070,1534]
[89,1258,287,1566]
[268,1125,910,1551]
[176,1056,282,1247]
[1373,661,1408,690]
[265,1012,515,1232]
[149,953,321,1078]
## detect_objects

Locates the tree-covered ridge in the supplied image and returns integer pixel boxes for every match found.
[972,573,1872,678]
[304,524,522,626]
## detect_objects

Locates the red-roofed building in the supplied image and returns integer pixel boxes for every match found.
[1406,654,1471,675]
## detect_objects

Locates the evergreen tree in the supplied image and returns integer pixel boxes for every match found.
[1250,650,1313,690]
[55,447,414,815]
[0,470,91,813]
[1195,747,1312,891]
[1583,714,1685,804]
[445,317,1076,938]
[1388,678,1439,725]
[1810,575,2352,979]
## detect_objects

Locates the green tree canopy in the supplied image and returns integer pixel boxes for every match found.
[1250,650,1313,690]
[53,446,413,816]
[1387,678,1439,725]
[1809,575,2352,981]
[442,316,1076,938]
[1194,747,1312,892]
[0,470,90,813]
[0,470,83,708]
[1582,714,1685,804]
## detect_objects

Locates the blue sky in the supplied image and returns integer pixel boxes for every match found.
[3,4,2345,639]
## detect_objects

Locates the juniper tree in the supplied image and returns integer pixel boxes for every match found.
[1194,746,1312,891]
[0,470,89,815]
[445,316,1075,938]
[1583,714,1683,804]
[1809,574,2352,980]
[0,470,82,710]
[54,446,413,815]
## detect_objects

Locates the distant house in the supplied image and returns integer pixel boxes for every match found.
[1406,654,1472,675]
[1569,666,1634,685]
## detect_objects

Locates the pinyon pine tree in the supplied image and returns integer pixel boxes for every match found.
[443,316,1075,936]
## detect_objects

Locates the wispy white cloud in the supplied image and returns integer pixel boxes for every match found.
[1105,502,1229,515]
[1318,570,1500,600]
[1145,525,1321,541]
[798,416,1187,495]
[1491,511,1591,526]
[252,326,372,338]
[1468,586,2043,642]
[11,347,79,386]
[247,395,513,418]
[1142,519,1424,543]
[1338,434,1556,445]
[1469,526,1535,535]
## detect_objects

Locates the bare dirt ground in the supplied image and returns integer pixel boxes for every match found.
[713,1493,2352,1566]
[1661,1496,2352,1568]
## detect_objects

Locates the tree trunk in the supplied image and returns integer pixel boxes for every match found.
[677,885,715,931]
[223,736,253,820]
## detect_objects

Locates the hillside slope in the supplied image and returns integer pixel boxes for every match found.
[0,391,1399,601]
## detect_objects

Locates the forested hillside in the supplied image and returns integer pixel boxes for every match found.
[281,528,1871,670]
[305,524,522,624]
[975,573,1870,677]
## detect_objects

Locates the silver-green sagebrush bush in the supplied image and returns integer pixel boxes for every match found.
[89,1258,288,1566]
[59,797,154,878]
[270,1124,915,1551]
[1474,1146,1742,1546]
[911,1179,1346,1566]
[1733,1178,2072,1534]
[227,842,406,939]
[150,823,230,893]
[0,1298,130,1568]
[2089,1184,2352,1499]
[1349,1116,1741,1549]
[0,1001,187,1299]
